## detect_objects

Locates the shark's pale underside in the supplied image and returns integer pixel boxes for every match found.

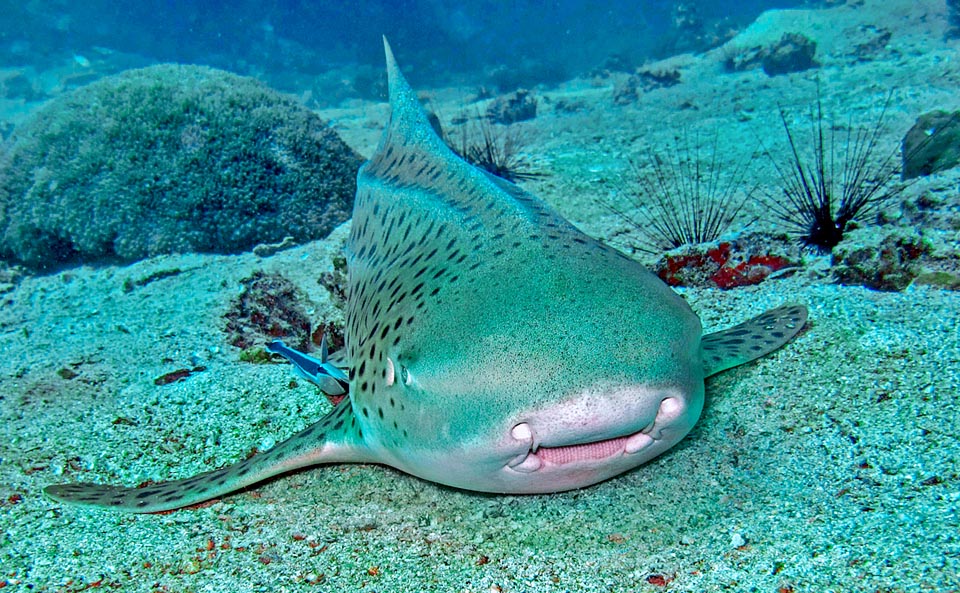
[44,39,807,513]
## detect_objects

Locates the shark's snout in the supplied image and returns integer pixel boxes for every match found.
[507,395,683,469]
[498,385,702,491]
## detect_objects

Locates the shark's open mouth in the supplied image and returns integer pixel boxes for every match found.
[507,428,656,473]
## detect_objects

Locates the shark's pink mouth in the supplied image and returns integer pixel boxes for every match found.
[507,427,656,472]
[504,396,687,475]
[538,435,630,464]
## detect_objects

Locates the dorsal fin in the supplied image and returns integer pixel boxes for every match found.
[380,37,445,155]
[360,38,578,231]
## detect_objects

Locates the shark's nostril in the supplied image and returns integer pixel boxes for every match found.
[658,397,682,421]
[511,422,533,443]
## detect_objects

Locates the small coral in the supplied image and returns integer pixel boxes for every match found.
[612,76,640,105]
[0,64,362,270]
[224,271,314,351]
[720,44,766,73]
[848,27,893,62]
[612,68,681,104]
[153,366,206,386]
[0,70,43,101]
[720,33,817,76]
[313,255,348,353]
[318,253,349,309]
[653,238,796,290]
[311,320,345,354]
[636,68,681,91]
[832,234,929,291]
[914,271,960,291]
[238,348,274,364]
[762,33,818,76]
[486,90,537,124]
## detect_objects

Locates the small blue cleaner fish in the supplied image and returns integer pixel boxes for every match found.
[266,336,349,399]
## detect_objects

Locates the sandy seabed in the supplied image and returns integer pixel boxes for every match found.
[2,0,959,590]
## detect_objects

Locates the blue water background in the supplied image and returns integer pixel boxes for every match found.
[1,0,803,99]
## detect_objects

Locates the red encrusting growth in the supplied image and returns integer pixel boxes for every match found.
[655,242,793,289]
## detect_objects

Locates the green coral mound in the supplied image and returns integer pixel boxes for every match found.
[0,64,362,270]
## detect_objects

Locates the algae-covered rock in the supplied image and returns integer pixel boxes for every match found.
[761,33,818,76]
[486,89,537,124]
[0,64,362,270]
[901,110,960,180]
[832,233,929,292]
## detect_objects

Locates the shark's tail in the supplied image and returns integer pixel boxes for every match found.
[44,401,369,513]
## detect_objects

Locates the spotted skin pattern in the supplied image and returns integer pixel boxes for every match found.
[43,40,807,513]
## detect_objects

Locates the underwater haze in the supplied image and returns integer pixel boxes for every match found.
[1,0,959,592]
[1,0,803,96]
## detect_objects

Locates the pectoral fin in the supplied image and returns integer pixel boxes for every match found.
[701,304,807,377]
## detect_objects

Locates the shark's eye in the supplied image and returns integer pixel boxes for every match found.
[400,365,412,385]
